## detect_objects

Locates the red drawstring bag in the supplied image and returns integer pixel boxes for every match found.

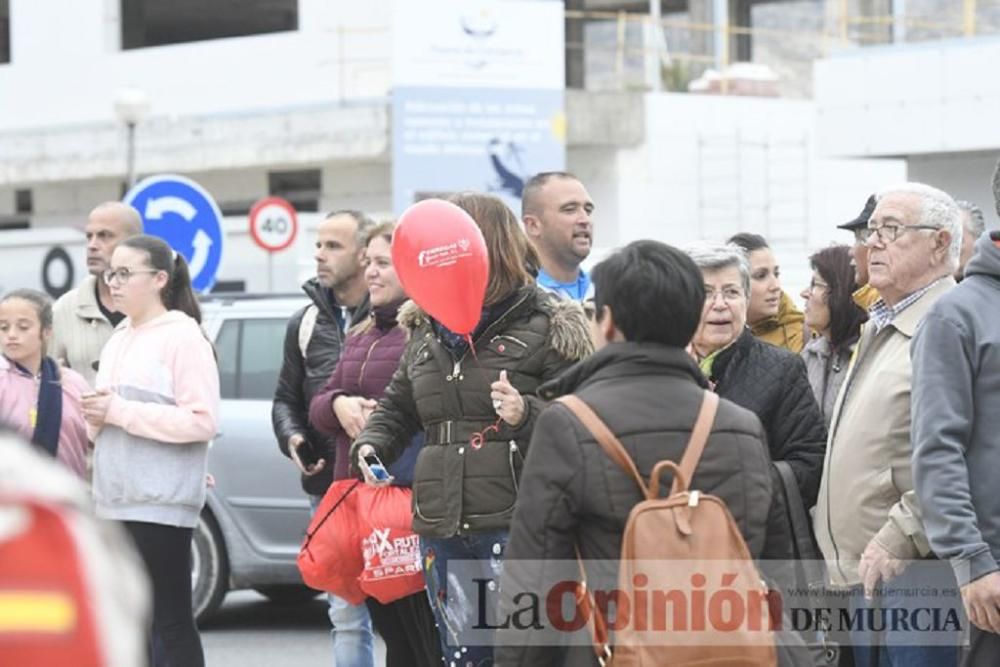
[356,485,426,604]
[297,479,366,604]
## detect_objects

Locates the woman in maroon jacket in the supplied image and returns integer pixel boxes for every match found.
[309,221,440,667]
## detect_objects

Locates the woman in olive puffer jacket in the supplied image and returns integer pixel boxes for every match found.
[351,193,592,665]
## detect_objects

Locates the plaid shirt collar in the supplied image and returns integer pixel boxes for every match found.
[868,277,944,333]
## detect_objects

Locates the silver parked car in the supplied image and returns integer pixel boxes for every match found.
[194,294,315,622]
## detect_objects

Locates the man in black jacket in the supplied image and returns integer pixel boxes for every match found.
[272,210,372,492]
[271,210,372,663]
[496,241,790,666]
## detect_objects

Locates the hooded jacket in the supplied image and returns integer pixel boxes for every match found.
[912,231,1000,586]
[350,286,592,538]
[751,291,805,353]
[272,278,370,495]
[0,356,91,478]
[49,275,117,387]
[90,310,219,529]
[496,342,788,666]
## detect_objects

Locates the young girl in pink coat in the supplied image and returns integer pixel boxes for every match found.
[0,288,91,478]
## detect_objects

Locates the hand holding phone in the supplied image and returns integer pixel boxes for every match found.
[359,451,393,487]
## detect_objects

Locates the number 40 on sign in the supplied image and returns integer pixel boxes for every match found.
[249,196,298,253]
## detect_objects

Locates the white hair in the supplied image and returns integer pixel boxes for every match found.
[684,242,751,298]
[876,182,963,268]
[956,200,986,239]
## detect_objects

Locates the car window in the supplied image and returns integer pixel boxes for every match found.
[216,320,239,399]
[239,319,287,400]
[214,317,287,400]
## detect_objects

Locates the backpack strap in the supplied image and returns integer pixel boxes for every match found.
[556,395,647,496]
[298,304,319,360]
[671,391,719,495]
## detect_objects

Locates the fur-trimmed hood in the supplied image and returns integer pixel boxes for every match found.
[397,286,593,362]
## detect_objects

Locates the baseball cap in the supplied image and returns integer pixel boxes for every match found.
[838,195,877,231]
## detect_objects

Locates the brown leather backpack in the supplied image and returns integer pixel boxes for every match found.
[557,391,777,667]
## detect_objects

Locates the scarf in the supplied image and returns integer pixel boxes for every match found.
[13,356,62,458]
[433,291,522,355]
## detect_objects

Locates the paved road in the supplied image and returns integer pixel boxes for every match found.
[202,590,387,667]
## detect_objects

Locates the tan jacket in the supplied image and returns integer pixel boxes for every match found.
[50,275,116,387]
[814,278,954,587]
[751,291,805,353]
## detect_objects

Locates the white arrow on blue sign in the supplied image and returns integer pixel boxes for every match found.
[123,175,225,293]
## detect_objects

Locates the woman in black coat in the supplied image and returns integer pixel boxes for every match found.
[686,242,827,508]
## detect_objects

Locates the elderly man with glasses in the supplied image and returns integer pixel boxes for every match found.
[814,182,964,666]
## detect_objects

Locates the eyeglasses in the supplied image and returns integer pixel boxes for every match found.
[704,287,744,304]
[808,279,830,293]
[865,223,941,245]
[582,300,597,321]
[102,267,159,286]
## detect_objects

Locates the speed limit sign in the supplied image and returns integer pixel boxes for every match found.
[249,196,298,252]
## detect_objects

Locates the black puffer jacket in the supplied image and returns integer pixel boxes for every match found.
[271,278,370,495]
[496,342,790,667]
[350,285,592,538]
[709,328,827,508]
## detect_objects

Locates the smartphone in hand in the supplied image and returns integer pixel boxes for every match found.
[360,452,393,486]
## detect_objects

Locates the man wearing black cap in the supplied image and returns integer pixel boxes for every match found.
[838,195,880,310]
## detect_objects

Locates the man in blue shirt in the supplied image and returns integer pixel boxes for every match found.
[521,171,595,301]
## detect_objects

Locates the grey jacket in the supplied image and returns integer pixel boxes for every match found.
[800,335,855,430]
[912,231,1000,586]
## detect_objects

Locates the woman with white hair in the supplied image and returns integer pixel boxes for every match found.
[686,243,827,509]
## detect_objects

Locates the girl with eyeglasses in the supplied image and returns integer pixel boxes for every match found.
[0,288,91,478]
[83,234,218,667]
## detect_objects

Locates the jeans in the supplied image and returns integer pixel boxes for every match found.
[847,564,962,667]
[309,494,375,667]
[421,530,508,667]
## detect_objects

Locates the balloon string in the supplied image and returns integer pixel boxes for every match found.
[464,334,501,450]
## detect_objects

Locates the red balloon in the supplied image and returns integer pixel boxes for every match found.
[391,199,489,335]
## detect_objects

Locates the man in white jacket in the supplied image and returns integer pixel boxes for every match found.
[50,202,142,386]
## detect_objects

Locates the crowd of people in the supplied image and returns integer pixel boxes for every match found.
[2,160,999,667]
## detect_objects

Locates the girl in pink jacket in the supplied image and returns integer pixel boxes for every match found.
[83,234,218,667]
[0,288,91,478]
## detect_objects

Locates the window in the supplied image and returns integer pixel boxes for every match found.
[216,320,239,399]
[215,317,288,400]
[15,189,32,214]
[240,319,287,399]
[120,0,298,50]
[1,0,10,64]
[268,169,320,213]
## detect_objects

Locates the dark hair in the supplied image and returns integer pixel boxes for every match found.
[1,288,53,330]
[521,171,581,217]
[119,235,202,323]
[448,193,534,305]
[591,240,705,347]
[809,245,867,349]
[727,233,770,254]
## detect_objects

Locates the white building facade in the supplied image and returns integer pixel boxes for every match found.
[1,1,995,295]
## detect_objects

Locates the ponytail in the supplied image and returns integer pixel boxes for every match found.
[165,253,202,324]
[119,235,202,323]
